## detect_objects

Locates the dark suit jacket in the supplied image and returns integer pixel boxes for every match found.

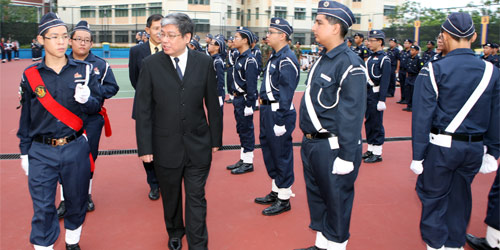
[129,41,152,119]
[135,49,223,168]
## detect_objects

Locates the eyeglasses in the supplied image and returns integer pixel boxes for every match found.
[72,37,91,44]
[266,31,283,35]
[159,33,182,40]
[44,35,69,41]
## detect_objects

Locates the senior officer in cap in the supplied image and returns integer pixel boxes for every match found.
[362,30,391,163]
[402,45,424,112]
[295,1,367,249]
[422,41,436,63]
[353,33,370,61]
[254,17,299,216]
[56,20,119,218]
[410,12,499,250]
[226,27,259,174]
[396,39,413,104]
[18,13,102,250]
[386,38,400,97]
[482,43,500,68]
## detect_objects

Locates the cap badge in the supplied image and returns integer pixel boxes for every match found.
[323,1,329,7]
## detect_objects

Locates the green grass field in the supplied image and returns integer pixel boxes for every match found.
[109,60,309,99]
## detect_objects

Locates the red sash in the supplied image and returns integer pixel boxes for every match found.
[99,106,112,137]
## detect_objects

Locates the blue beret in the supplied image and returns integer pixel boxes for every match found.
[492,43,499,49]
[228,36,234,41]
[74,20,91,34]
[404,39,414,43]
[252,33,259,43]
[215,34,226,41]
[193,34,201,41]
[189,39,201,51]
[214,37,226,55]
[427,41,435,45]
[390,38,397,43]
[411,45,420,51]
[206,33,213,39]
[236,27,255,44]
[369,30,385,39]
[270,17,293,36]
[354,33,364,39]
[441,12,475,38]
[38,12,65,35]
[317,1,355,28]
[483,43,492,47]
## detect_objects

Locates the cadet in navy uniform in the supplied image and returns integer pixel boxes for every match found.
[295,2,367,249]
[17,13,102,250]
[204,33,213,56]
[386,38,400,97]
[187,38,202,51]
[254,17,299,216]
[482,43,500,68]
[207,36,227,110]
[55,20,119,217]
[422,41,436,63]
[353,33,370,61]
[225,36,239,104]
[226,27,259,174]
[396,39,413,104]
[402,45,424,112]
[410,12,499,250]
[362,30,391,163]
[251,33,263,111]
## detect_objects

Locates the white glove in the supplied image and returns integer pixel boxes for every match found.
[20,154,29,176]
[332,157,354,175]
[377,101,386,111]
[244,106,253,116]
[74,83,90,104]
[480,154,498,174]
[410,160,424,175]
[218,96,223,107]
[273,124,286,137]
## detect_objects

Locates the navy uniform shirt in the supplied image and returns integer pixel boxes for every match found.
[259,45,300,126]
[227,48,239,68]
[212,53,226,97]
[386,47,400,69]
[483,54,500,68]
[17,57,102,154]
[252,46,263,74]
[422,49,436,64]
[233,48,259,107]
[412,48,500,160]
[299,42,367,162]
[407,54,424,75]
[354,44,370,60]
[366,50,391,101]
[70,51,119,101]
[399,49,411,71]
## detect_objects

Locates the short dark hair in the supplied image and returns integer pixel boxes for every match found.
[239,32,251,46]
[70,30,94,42]
[162,13,194,38]
[324,15,348,38]
[440,27,474,42]
[147,14,164,28]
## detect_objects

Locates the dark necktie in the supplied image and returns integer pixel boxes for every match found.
[174,57,183,80]
[154,47,159,53]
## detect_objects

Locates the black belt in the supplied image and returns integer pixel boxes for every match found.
[430,127,483,142]
[259,99,278,105]
[233,92,246,97]
[34,130,84,146]
[304,133,334,139]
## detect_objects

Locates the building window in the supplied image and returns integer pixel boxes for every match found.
[115,31,129,43]
[236,8,241,20]
[99,6,112,18]
[311,8,317,20]
[247,9,251,21]
[115,5,128,17]
[354,14,361,24]
[227,6,232,19]
[193,19,210,33]
[353,0,361,2]
[275,6,287,19]
[149,2,162,15]
[132,4,146,17]
[294,33,305,45]
[81,6,96,18]
[266,7,271,18]
[294,7,305,20]
[384,5,395,16]
[99,31,112,43]
[256,7,259,19]
[188,0,210,4]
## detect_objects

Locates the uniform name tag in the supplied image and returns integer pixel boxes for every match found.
[320,73,331,82]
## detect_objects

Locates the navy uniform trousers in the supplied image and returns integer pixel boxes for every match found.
[301,137,362,243]
[29,136,91,246]
[388,66,397,97]
[416,140,483,248]
[404,74,417,108]
[485,168,500,231]
[399,69,407,101]
[365,87,385,146]
[259,104,295,188]
[233,95,255,152]
[85,114,104,168]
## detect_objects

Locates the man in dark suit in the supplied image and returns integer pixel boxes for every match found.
[129,14,163,200]
[135,13,223,250]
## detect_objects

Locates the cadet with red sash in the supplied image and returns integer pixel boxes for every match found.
[17,13,102,250]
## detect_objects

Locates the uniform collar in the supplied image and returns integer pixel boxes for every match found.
[445,48,474,57]
[211,53,221,59]
[272,45,289,58]
[324,42,349,59]
[240,48,252,57]
[37,55,75,70]
[69,51,95,62]
[372,50,384,56]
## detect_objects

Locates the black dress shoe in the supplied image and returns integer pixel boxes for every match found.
[362,151,373,159]
[294,246,326,250]
[255,191,277,205]
[466,234,498,250]
[87,194,95,212]
[149,188,160,200]
[402,107,412,112]
[262,198,291,216]
[231,163,254,174]
[168,237,182,250]
[364,154,382,163]
[387,94,394,97]
[57,201,66,219]
[396,99,404,104]
[66,243,81,250]
[226,160,243,170]
[254,106,260,111]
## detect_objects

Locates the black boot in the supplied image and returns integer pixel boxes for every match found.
[254,191,277,205]
[57,201,66,219]
[87,194,95,212]
[262,198,291,216]
[231,163,254,174]
[294,246,326,250]
[226,160,243,170]
[466,234,498,250]
[66,243,81,250]
[364,154,382,163]
[362,151,373,159]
